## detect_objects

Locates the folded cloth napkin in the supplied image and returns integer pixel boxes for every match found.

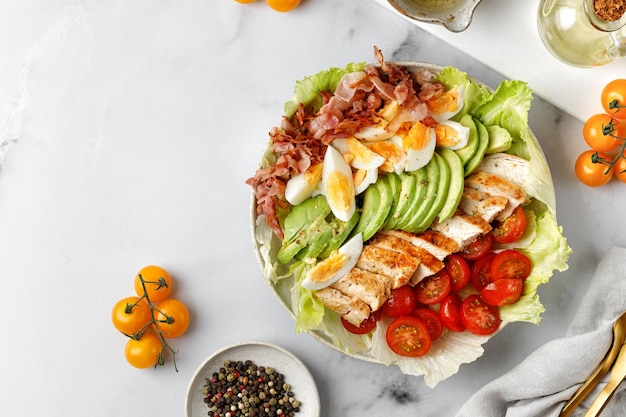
[456,246,626,417]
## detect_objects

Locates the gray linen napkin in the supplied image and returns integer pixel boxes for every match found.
[456,246,626,417]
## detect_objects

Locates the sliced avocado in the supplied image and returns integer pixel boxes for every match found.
[454,114,479,165]
[406,157,440,233]
[437,147,464,222]
[485,124,513,154]
[415,152,451,232]
[277,195,331,264]
[464,118,490,176]
[395,167,428,231]
[318,210,360,259]
[385,170,418,230]
[353,175,394,241]
[383,172,401,228]
[295,219,333,260]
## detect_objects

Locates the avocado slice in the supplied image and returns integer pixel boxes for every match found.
[395,167,428,231]
[383,172,401,228]
[413,152,450,233]
[277,195,331,264]
[318,211,360,259]
[295,219,334,260]
[437,147,464,222]
[485,124,513,154]
[454,114,479,165]
[464,118,490,176]
[353,175,394,241]
[385,170,418,230]
[405,157,440,233]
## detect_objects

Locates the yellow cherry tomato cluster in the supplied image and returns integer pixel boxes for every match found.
[111,265,190,370]
[575,79,626,187]
[234,0,302,13]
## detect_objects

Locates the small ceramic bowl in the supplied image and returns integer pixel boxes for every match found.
[387,0,483,32]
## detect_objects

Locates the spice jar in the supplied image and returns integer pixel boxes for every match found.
[537,0,626,67]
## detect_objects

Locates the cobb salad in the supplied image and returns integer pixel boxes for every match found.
[247,48,571,387]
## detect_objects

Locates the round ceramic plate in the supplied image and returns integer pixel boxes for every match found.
[185,341,321,417]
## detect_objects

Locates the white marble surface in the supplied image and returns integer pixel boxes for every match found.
[0,1,624,416]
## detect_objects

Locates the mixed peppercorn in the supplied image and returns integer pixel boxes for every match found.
[203,360,301,417]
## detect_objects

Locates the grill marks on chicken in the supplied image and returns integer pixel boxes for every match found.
[314,155,530,326]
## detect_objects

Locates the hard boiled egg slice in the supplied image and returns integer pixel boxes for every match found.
[393,121,436,172]
[301,233,363,290]
[353,125,395,141]
[365,140,406,174]
[353,167,378,195]
[322,145,356,222]
[332,138,385,170]
[284,163,323,206]
[427,85,465,122]
[434,120,470,150]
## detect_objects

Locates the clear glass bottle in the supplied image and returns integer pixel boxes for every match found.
[537,0,626,67]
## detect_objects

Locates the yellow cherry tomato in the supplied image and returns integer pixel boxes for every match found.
[602,79,626,120]
[613,155,626,183]
[582,113,623,152]
[234,0,256,3]
[153,299,190,338]
[111,296,151,336]
[266,0,301,12]
[574,150,614,187]
[134,265,172,303]
[124,332,162,368]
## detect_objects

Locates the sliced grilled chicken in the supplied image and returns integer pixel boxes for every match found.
[477,153,530,189]
[431,211,492,249]
[314,287,371,326]
[459,187,509,223]
[330,267,392,311]
[355,245,420,289]
[368,233,444,285]
[382,229,458,260]
[464,171,527,220]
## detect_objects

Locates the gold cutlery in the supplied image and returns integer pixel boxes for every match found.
[560,311,626,417]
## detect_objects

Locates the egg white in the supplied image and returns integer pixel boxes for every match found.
[301,233,363,290]
[332,138,385,170]
[322,145,356,222]
[284,163,323,206]
[435,120,470,150]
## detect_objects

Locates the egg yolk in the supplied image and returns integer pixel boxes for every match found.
[304,163,323,184]
[307,251,347,283]
[326,171,355,212]
[426,87,459,115]
[403,122,431,151]
[434,123,461,147]
[367,142,404,173]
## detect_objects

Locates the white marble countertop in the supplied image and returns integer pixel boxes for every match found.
[1,1,624,416]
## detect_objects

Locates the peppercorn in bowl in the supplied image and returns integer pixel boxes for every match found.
[185,341,320,417]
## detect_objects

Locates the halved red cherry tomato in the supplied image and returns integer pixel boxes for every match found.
[445,254,470,291]
[439,293,465,332]
[461,294,501,335]
[470,252,496,291]
[492,206,527,244]
[412,307,443,340]
[480,278,523,306]
[386,316,432,357]
[381,285,417,318]
[415,270,451,305]
[490,249,532,281]
[460,233,493,261]
[342,310,380,334]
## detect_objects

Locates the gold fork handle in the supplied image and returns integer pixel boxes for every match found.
[585,345,626,417]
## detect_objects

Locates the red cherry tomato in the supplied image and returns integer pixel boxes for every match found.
[460,233,493,261]
[386,316,432,357]
[341,311,379,334]
[480,278,524,306]
[461,294,501,336]
[412,307,443,341]
[381,285,417,318]
[439,293,465,332]
[492,206,527,244]
[415,270,451,305]
[444,254,470,292]
[470,252,496,291]
[490,249,532,281]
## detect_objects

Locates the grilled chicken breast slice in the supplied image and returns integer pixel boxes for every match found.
[330,267,392,311]
[356,245,420,289]
[431,211,492,249]
[314,287,371,326]
[368,233,444,285]
[382,229,458,260]
[459,187,509,223]
[477,153,530,189]
[464,171,527,220]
